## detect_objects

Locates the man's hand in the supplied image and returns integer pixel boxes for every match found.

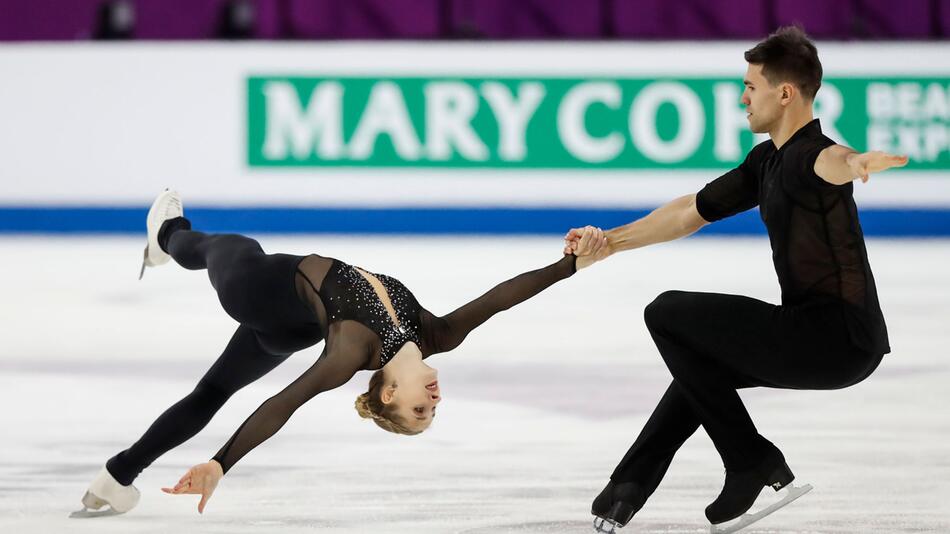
[846,151,908,183]
[161,460,224,514]
[564,225,610,270]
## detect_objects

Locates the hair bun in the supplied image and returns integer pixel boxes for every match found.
[354,392,375,419]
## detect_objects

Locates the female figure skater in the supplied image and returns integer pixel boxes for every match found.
[73,189,606,517]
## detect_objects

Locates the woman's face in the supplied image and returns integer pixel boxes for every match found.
[382,359,441,433]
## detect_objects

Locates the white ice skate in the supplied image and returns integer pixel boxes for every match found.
[69,467,141,518]
[709,482,813,533]
[139,188,183,280]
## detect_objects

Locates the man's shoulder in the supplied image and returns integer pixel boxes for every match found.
[786,131,837,160]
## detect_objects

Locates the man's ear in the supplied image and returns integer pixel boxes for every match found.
[780,82,796,105]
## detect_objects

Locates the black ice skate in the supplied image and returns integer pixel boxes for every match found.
[706,452,812,533]
[591,480,647,533]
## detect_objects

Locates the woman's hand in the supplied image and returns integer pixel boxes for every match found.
[563,225,611,270]
[161,460,224,514]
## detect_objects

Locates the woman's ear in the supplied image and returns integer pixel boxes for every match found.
[380,383,396,405]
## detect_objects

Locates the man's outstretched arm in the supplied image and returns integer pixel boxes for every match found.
[565,193,709,263]
[814,145,908,185]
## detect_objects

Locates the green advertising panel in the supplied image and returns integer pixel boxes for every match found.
[248,76,950,170]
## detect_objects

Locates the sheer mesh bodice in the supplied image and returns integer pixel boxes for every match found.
[211,254,577,472]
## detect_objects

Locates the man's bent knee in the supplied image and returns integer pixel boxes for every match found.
[644,290,691,331]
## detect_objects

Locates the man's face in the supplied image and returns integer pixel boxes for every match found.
[741,63,784,133]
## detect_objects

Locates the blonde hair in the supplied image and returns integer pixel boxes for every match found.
[354,370,422,436]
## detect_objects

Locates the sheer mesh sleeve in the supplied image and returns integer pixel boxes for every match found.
[788,136,838,189]
[695,142,766,223]
[211,341,369,473]
[419,254,576,356]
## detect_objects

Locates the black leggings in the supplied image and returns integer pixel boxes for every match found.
[610,290,883,498]
[107,228,322,485]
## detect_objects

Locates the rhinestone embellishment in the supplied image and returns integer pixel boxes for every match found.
[325,262,420,366]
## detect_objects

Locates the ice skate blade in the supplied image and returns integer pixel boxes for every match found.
[69,507,124,518]
[69,490,128,518]
[139,246,148,280]
[710,483,813,534]
[593,516,620,533]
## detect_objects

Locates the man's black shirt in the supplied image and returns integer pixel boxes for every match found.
[696,119,890,355]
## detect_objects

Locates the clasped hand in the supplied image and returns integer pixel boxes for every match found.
[564,225,611,270]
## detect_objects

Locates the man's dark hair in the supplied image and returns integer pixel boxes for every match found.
[744,26,822,100]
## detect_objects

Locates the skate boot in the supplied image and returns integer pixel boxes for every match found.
[592,480,646,533]
[706,449,812,533]
[69,467,141,518]
[591,480,614,518]
[139,188,183,279]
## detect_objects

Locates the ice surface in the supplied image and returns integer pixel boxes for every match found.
[1,235,948,533]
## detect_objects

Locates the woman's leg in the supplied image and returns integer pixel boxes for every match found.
[161,219,264,288]
[105,326,291,485]
[159,220,307,329]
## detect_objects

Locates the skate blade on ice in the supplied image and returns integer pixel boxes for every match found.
[69,508,124,518]
[592,516,621,533]
[69,491,126,519]
[710,483,813,534]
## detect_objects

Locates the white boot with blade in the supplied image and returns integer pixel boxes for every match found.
[139,188,183,280]
[70,467,141,518]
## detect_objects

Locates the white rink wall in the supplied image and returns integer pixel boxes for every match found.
[0,43,948,237]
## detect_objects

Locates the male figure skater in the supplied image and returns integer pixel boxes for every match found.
[567,26,907,532]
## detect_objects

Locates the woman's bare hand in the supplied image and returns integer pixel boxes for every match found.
[161,460,224,514]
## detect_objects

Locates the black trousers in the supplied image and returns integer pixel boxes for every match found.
[107,229,322,485]
[610,290,883,499]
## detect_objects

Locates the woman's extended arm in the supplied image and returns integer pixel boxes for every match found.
[420,254,577,356]
[210,345,367,472]
[162,343,368,512]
